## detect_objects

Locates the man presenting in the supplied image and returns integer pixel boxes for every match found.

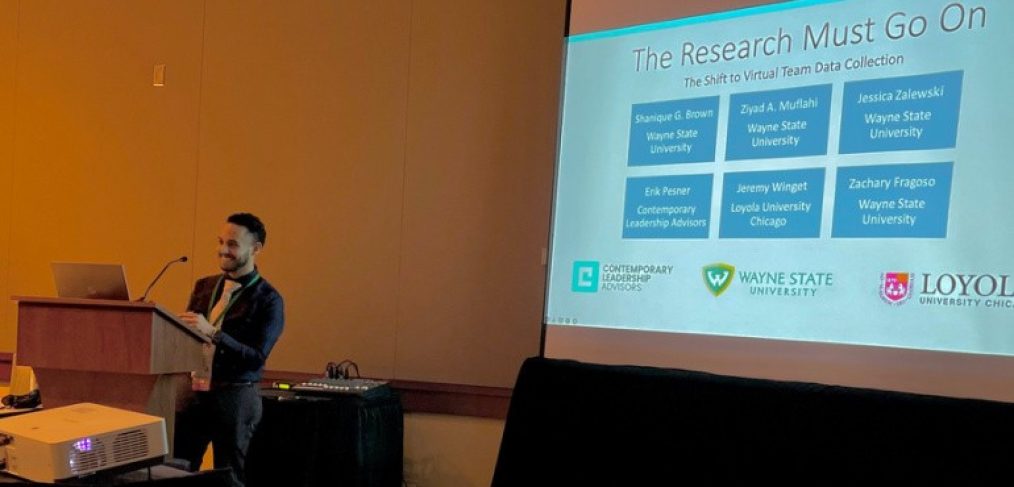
[175,213,284,487]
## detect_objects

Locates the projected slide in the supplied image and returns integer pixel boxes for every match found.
[546,0,1014,356]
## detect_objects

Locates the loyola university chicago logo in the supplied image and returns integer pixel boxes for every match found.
[880,272,912,305]
[703,263,735,297]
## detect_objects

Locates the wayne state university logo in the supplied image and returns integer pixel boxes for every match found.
[880,272,912,305]
[703,263,735,297]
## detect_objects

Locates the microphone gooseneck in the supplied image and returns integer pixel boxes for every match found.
[138,256,188,302]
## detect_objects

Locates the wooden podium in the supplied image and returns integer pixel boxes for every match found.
[12,296,208,452]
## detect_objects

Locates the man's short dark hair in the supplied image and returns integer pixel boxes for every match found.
[228,212,267,245]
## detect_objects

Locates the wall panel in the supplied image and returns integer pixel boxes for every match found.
[403,414,504,487]
[0,0,17,351]
[7,1,203,343]
[196,0,412,377]
[397,0,566,386]
[570,0,779,34]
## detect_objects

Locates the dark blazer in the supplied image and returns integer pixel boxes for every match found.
[187,272,284,383]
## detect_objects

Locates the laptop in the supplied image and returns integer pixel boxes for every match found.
[51,262,131,300]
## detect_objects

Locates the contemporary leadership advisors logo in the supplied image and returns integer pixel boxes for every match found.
[571,261,600,293]
[571,260,675,293]
[880,272,912,305]
[703,263,735,297]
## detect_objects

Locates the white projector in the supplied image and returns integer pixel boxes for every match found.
[0,402,167,483]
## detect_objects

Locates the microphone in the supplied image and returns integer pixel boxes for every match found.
[138,256,188,302]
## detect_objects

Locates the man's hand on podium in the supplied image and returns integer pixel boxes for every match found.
[178,312,215,339]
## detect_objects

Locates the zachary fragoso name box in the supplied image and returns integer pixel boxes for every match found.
[832,161,953,238]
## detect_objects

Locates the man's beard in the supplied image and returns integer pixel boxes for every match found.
[220,254,248,272]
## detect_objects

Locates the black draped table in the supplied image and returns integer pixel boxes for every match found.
[246,388,403,487]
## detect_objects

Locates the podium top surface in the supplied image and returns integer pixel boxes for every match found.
[14,295,167,310]
[12,296,210,344]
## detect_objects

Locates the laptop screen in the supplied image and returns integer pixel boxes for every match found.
[51,262,130,300]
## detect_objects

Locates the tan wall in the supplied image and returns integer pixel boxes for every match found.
[398,1,561,385]
[4,0,205,351]
[570,0,780,34]
[1,0,565,387]
[404,414,505,487]
[0,0,15,351]
[194,0,414,379]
